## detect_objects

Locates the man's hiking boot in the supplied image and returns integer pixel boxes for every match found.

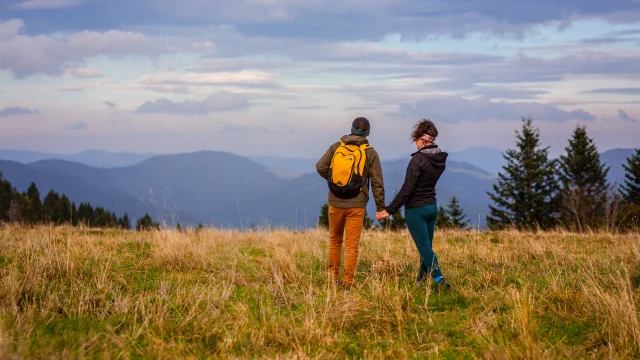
[331,278,352,292]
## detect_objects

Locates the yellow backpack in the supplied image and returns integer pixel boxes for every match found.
[328,141,371,199]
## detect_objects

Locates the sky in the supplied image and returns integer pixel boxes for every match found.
[1,0,639,159]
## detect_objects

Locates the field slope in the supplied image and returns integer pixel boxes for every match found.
[0,227,639,359]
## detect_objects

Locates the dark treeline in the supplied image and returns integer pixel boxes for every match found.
[488,118,640,232]
[436,196,469,230]
[0,174,158,230]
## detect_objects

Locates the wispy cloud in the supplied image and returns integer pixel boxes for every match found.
[289,106,327,110]
[57,86,90,92]
[64,121,87,130]
[137,71,279,90]
[68,68,103,79]
[583,87,640,95]
[13,0,84,10]
[135,91,250,115]
[0,106,39,117]
[397,96,596,123]
[618,109,639,123]
[220,125,271,134]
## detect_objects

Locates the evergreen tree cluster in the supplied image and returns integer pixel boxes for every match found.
[0,173,152,230]
[137,213,160,231]
[488,118,640,232]
[436,196,469,229]
[378,210,406,231]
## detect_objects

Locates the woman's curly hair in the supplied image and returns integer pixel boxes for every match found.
[411,119,438,142]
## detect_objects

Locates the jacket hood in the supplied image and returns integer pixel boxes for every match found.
[340,134,370,145]
[413,145,448,168]
[426,152,448,168]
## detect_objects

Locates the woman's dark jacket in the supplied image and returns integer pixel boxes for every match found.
[385,145,448,215]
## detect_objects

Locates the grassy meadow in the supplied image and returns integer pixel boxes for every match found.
[0,225,639,359]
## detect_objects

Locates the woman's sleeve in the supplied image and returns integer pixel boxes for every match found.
[385,157,422,215]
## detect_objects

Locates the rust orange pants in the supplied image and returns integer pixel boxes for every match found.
[328,206,365,286]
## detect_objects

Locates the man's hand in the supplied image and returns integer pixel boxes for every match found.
[376,210,390,221]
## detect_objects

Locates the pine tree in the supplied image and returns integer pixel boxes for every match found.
[77,203,94,226]
[487,118,560,230]
[77,203,86,225]
[122,213,131,230]
[8,190,27,223]
[0,171,12,222]
[447,196,468,229]
[58,194,72,224]
[363,210,374,230]
[436,204,452,228]
[558,125,610,231]
[43,190,62,224]
[621,149,640,205]
[318,203,329,228]
[93,207,105,227]
[71,202,78,226]
[26,182,43,224]
[93,207,114,228]
[137,213,157,231]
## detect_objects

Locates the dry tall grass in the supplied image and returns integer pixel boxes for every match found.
[0,225,638,359]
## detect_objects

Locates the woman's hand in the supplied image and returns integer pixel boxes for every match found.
[376,210,390,221]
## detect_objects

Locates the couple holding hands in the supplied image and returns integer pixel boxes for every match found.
[316,117,451,291]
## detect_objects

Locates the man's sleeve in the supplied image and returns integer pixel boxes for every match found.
[368,150,386,211]
[316,144,336,180]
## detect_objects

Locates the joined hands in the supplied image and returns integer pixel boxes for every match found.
[376,210,390,221]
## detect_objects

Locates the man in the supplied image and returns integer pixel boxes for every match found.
[316,117,385,290]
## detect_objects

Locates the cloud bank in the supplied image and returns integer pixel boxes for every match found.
[398,97,596,123]
[136,92,250,114]
[0,106,40,117]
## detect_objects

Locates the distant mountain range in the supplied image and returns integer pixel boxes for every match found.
[600,148,635,185]
[0,149,155,168]
[0,146,635,228]
[447,147,506,174]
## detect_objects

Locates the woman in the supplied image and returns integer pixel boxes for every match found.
[376,119,451,288]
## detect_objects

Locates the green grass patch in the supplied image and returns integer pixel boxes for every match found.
[0,254,12,268]
[23,317,125,356]
[537,315,597,346]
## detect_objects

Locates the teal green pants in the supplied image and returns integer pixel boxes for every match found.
[405,204,443,282]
